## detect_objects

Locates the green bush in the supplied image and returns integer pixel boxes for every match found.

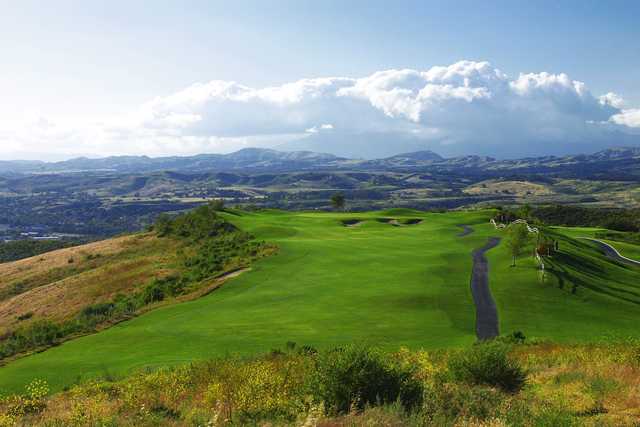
[139,276,185,305]
[158,203,236,240]
[448,342,526,393]
[310,345,423,414]
[79,302,115,322]
[0,320,66,358]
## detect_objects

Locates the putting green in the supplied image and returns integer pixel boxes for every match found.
[1,210,640,394]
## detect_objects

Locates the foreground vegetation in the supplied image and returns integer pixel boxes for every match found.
[1,339,639,426]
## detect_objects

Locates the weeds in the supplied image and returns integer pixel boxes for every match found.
[2,341,640,426]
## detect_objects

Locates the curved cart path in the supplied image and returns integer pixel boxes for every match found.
[468,234,502,340]
[578,237,640,267]
[457,224,474,237]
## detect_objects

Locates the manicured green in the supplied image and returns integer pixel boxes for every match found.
[1,209,640,394]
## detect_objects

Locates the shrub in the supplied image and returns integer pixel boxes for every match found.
[448,342,526,393]
[79,302,115,322]
[297,345,318,355]
[309,345,423,414]
[16,312,33,321]
[496,331,526,345]
[0,320,71,359]
[422,382,506,423]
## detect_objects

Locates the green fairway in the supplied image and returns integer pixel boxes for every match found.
[1,209,640,394]
[549,226,640,261]
[488,227,640,341]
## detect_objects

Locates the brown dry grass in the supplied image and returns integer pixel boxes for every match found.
[0,235,137,286]
[0,234,183,334]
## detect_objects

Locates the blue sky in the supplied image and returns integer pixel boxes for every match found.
[1,0,639,159]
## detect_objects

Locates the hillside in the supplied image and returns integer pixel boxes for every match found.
[0,233,181,336]
[0,204,274,363]
[1,209,639,396]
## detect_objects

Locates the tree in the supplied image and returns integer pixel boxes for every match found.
[518,203,532,220]
[209,199,225,211]
[154,213,172,237]
[506,223,529,267]
[330,192,345,210]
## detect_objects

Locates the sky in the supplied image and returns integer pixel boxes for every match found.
[1,0,639,160]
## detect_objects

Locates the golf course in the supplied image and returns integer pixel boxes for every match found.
[1,208,640,394]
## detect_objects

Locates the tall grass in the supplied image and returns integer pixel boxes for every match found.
[2,341,639,426]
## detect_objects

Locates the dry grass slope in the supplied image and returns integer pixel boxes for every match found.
[0,234,182,335]
[464,180,554,197]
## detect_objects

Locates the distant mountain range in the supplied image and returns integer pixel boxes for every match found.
[1,146,640,178]
[0,148,343,174]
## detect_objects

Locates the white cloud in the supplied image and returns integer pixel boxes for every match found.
[610,109,640,128]
[599,92,626,109]
[305,123,334,133]
[1,60,638,159]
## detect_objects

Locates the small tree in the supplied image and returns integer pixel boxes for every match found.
[330,192,345,210]
[518,203,532,220]
[507,223,529,267]
[209,199,225,211]
[154,213,172,236]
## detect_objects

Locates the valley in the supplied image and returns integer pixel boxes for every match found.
[2,147,640,243]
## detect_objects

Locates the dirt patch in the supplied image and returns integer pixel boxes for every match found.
[186,268,251,299]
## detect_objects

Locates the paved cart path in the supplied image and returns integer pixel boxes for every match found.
[468,235,502,340]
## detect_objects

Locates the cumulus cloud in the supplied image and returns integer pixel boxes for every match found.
[2,60,639,159]
[610,109,640,128]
